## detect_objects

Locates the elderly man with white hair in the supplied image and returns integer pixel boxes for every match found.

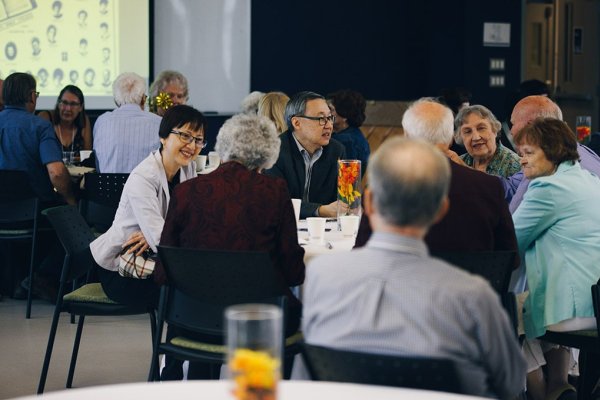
[298,137,526,398]
[93,72,161,172]
[356,98,518,255]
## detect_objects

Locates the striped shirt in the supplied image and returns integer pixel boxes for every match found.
[93,104,161,173]
[300,231,526,399]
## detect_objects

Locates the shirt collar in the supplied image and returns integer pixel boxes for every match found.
[367,231,429,257]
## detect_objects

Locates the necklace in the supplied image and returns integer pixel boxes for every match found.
[57,124,76,153]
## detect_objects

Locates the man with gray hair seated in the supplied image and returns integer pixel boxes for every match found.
[298,138,526,398]
[93,72,161,173]
[356,98,518,255]
[264,91,345,219]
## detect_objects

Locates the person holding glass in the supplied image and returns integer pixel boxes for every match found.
[90,105,206,308]
[513,118,600,400]
[38,85,92,162]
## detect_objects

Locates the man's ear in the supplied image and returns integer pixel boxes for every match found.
[291,116,301,131]
[364,188,374,217]
[433,196,449,224]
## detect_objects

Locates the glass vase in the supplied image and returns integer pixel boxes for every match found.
[337,160,362,225]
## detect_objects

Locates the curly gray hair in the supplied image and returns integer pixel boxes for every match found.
[454,104,502,145]
[215,114,281,171]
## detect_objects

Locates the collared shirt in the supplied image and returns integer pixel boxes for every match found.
[291,133,323,210]
[93,103,162,173]
[460,143,521,178]
[0,106,62,201]
[299,231,526,398]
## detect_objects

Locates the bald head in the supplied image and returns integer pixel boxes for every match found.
[510,95,562,135]
[367,137,450,229]
[402,99,454,146]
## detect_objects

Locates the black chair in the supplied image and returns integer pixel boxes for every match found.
[301,343,462,394]
[37,205,156,394]
[539,282,600,398]
[79,172,128,234]
[0,170,42,318]
[149,246,302,381]
[432,250,519,336]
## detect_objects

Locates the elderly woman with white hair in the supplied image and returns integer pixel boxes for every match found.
[455,104,521,177]
[159,113,305,380]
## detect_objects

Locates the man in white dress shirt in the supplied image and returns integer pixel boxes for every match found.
[93,72,161,173]
[297,138,526,399]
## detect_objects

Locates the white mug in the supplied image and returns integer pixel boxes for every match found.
[291,198,301,224]
[306,217,326,244]
[196,154,207,172]
[208,151,220,168]
[79,150,92,161]
[340,215,360,237]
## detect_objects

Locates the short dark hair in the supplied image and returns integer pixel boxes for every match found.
[3,72,36,106]
[514,118,579,165]
[158,104,207,141]
[284,91,324,131]
[327,89,366,127]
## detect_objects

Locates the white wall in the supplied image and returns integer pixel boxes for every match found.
[153,0,250,113]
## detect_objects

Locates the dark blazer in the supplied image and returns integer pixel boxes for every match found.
[264,130,346,218]
[160,162,306,312]
[356,161,519,264]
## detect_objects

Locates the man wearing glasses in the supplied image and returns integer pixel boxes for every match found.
[93,72,161,173]
[265,91,346,218]
[0,72,75,205]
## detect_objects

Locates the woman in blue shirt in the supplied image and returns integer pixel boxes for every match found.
[513,118,600,400]
[327,89,370,175]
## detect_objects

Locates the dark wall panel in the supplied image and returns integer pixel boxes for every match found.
[251,0,521,118]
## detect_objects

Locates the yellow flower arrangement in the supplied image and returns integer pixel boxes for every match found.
[229,348,279,400]
[337,160,361,207]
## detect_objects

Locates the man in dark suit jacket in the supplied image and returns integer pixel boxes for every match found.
[355,99,518,261]
[264,91,346,219]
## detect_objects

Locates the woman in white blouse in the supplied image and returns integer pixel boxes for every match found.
[90,105,207,308]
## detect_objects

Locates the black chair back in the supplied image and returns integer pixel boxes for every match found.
[41,206,96,283]
[432,250,516,293]
[80,173,128,233]
[301,343,462,394]
[0,170,41,318]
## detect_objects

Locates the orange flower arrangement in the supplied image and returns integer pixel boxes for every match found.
[337,160,361,208]
[229,348,279,400]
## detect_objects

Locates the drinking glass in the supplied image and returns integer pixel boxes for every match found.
[227,304,282,400]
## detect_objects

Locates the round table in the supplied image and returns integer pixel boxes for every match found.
[14,380,488,399]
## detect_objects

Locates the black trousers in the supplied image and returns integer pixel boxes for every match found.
[95,261,160,309]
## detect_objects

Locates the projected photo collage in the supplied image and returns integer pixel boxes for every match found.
[0,0,117,96]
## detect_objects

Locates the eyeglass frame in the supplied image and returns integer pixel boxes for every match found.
[170,129,207,148]
[58,100,82,107]
[294,114,335,126]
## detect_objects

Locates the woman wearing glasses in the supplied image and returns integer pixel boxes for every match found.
[90,105,206,309]
[38,85,92,160]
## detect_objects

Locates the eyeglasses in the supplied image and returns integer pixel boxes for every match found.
[171,130,207,148]
[32,91,40,98]
[295,114,335,126]
[58,100,81,107]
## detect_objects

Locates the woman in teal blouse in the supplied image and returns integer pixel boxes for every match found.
[513,118,600,400]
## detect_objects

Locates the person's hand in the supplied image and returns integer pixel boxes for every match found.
[318,200,345,218]
[122,231,149,256]
[445,149,467,166]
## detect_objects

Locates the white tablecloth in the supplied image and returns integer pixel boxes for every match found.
[15,380,487,400]
[297,219,356,263]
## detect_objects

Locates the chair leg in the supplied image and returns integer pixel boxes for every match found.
[25,252,35,319]
[66,314,85,388]
[37,301,63,394]
[148,311,159,382]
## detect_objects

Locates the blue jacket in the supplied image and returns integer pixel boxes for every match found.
[513,161,600,337]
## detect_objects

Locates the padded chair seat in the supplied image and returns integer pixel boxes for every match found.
[170,331,304,353]
[63,283,118,304]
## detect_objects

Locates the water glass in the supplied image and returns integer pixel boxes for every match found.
[227,304,282,400]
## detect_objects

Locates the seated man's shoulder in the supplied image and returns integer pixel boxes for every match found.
[451,162,504,194]
[327,137,346,154]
